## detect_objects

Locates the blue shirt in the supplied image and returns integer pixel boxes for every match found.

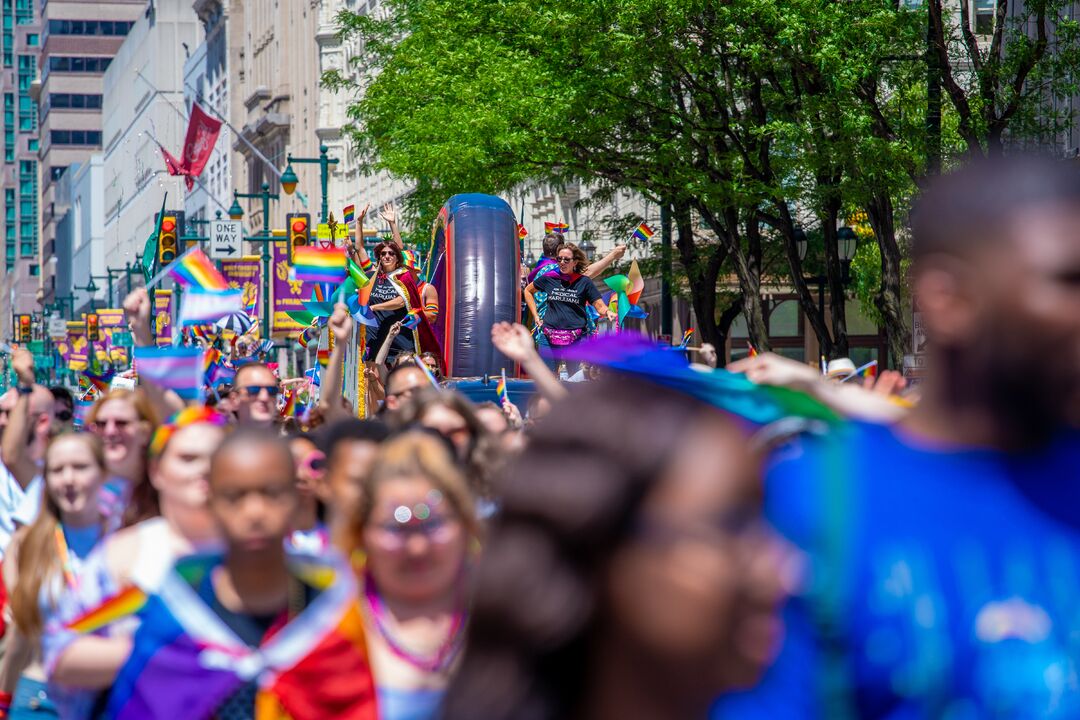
[714,421,1080,720]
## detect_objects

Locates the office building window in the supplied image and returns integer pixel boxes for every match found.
[50,130,102,146]
[974,0,995,34]
[46,20,133,36]
[28,263,37,276]
[47,56,111,73]
[13,0,30,25]
[25,32,34,45]
[40,93,102,120]
[49,165,67,180]
[18,242,31,257]
[26,138,35,151]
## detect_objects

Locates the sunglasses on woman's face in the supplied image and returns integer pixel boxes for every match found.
[558,256,574,263]
[380,251,397,258]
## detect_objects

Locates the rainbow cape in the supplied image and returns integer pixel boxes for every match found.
[169,248,230,291]
[105,552,378,720]
[293,246,347,284]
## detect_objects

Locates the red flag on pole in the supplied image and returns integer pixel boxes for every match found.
[159,103,222,191]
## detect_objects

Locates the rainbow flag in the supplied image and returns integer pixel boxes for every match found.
[132,346,205,401]
[849,360,878,380]
[280,388,296,417]
[631,222,655,243]
[544,221,569,234]
[82,370,114,394]
[517,223,528,240]
[343,204,356,227]
[103,553,378,720]
[67,585,148,634]
[748,343,759,358]
[679,328,694,348]
[72,399,93,428]
[402,309,421,329]
[168,248,229,291]
[179,289,243,326]
[203,347,222,375]
[496,369,509,405]
[293,246,347,283]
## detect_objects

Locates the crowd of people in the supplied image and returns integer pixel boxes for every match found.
[0,154,1071,719]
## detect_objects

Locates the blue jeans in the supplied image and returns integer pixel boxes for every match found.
[11,677,57,719]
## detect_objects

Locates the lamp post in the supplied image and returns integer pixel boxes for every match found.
[280,145,338,223]
[794,225,858,353]
[79,277,100,312]
[231,183,281,339]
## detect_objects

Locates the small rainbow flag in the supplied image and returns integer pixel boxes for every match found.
[496,369,509,406]
[293,246,346,284]
[82,371,113,394]
[748,343,759,358]
[343,204,355,227]
[544,221,569,234]
[402,310,421,329]
[280,388,296,417]
[67,585,148,634]
[679,328,694,348]
[631,222,654,243]
[517,224,528,240]
[853,360,878,379]
[168,248,230,291]
[414,355,440,388]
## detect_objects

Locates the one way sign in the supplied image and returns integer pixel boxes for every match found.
[210,220,242,259]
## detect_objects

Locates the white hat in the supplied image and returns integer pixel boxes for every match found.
[826,357,857,380]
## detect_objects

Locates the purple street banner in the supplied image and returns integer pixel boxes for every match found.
[96,308,125,347]
[271,240,316,338]
[65,320,87,371]
[221,256,261,337]
[154,290,174,347]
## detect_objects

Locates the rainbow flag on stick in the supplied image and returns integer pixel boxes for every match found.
[841,360,879,382]
[293,246,347,284]
[402,310,421,329]
[164,247,229,291]
[679,328,694,348]
[82,371,114,394]
[133,346,206,401]
[496,369,509,406]
[544,221,569,234]
[748,343,759,358]
[631,222,654,243]
[517,224,528,240]
[343,204,356,227]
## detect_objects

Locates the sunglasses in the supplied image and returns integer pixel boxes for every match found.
[91,418,132,432]
[557,256,575,263]
[379,250,397,258]
[241,385,280,398]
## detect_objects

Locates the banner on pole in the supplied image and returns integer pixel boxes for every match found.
[221,256,261,337]
[271,241,316,338]
[154,290,174,347]
[64,321,87,371]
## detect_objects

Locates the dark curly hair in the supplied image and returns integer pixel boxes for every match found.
[441,373,732,720]
[372,241,403,272]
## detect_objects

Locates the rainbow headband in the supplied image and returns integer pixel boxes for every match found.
[148,406,229,457]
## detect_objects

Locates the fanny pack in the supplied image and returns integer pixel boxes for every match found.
[541,326,584,347]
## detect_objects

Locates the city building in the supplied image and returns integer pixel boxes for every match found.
[34,0,145,311]
[231,0,323,232]
[97,0,198,307]
[183,0,232,225]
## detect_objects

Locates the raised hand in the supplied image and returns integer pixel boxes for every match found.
[328,302,354,340]
[123,288,153,345]
[379,202,397,226]
[11,348,33,386]
[491,322,539,364]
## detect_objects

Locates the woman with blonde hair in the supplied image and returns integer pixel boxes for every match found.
[346,431,481,720]
[84,389,158,528]
[0,433,109,718]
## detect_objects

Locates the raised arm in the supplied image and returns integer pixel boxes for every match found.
[352,203,373,271]
[2,351,40,490]
[491,322,567,403]
[318,304,353,422]
[375,321,403,366]
[584,244,626,278]
[123,289,184,418]
[380,203,404,249]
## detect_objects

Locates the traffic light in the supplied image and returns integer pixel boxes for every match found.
[287,213,310,262]
[16,314,30,343]
[156,211,185,267]
[86,313,99,342]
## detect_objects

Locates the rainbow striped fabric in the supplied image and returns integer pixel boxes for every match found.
[168,248,230,291]
[82,371,114,394]
[103,552,378,720]
[293,246,347,283]
[343,204,355,226]
[631,222,655,243]
[679,328,694,348]
[402,310,421,329]
[496,370,509,405]
[544,221,569,234]
[67,585,148,634]
[517,223,528,239]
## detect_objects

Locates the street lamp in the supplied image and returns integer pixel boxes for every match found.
[580,238,596,257]
[282,145,339,223]
[228,195,245,221]
[79,277,99,312]
[233,182,281,339]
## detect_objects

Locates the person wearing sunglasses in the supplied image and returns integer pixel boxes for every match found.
[229,363,281,429]
[343,431,480,720]
[358,240,443,371]
[524,242,616,372]
[49,387,74,433]
[83,389,159,530]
